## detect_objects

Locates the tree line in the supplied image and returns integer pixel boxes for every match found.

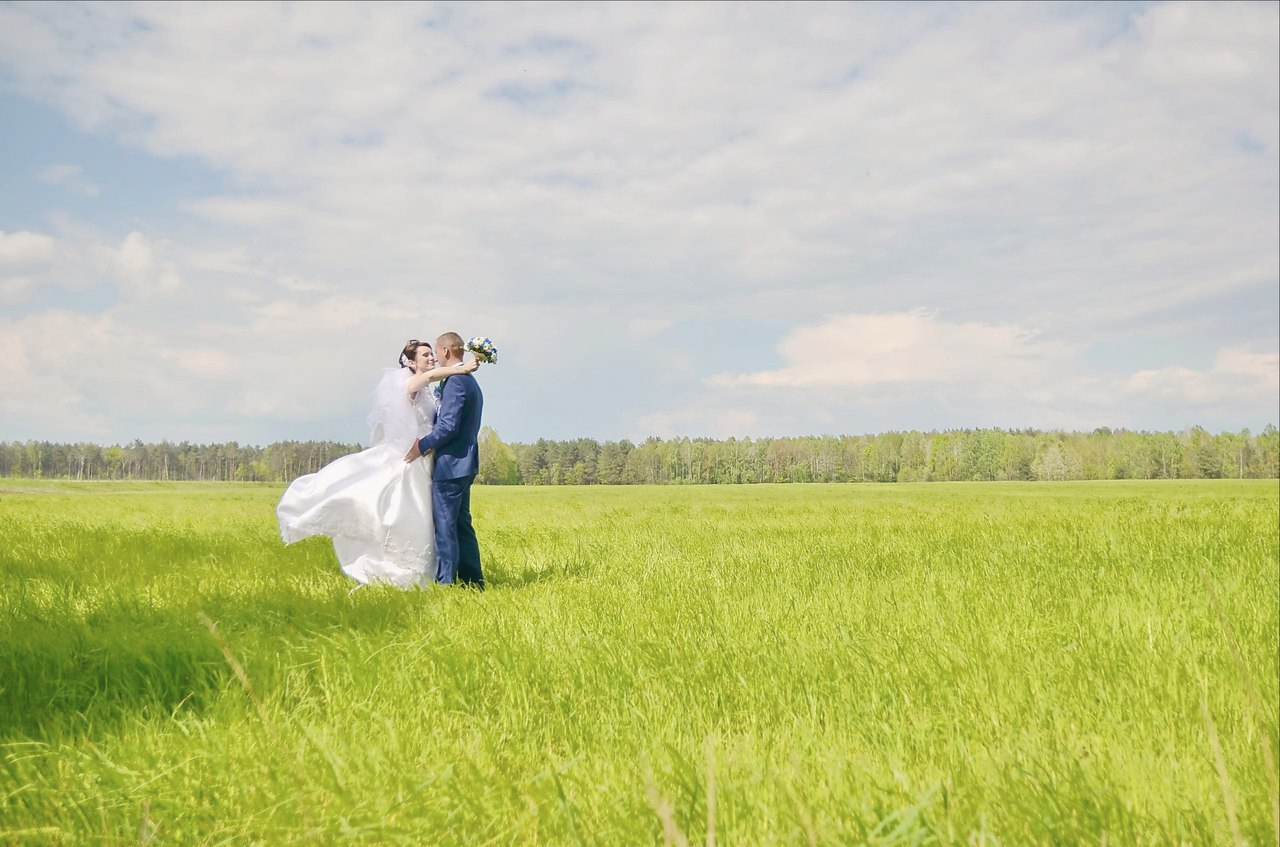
[0,439,361,482]
[2,425,1276,484]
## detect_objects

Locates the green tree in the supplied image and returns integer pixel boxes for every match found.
[477,427,520,485]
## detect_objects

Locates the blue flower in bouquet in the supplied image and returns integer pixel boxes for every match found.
[466,336,498,364]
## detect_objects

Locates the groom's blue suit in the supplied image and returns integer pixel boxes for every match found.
[417,373,484,587]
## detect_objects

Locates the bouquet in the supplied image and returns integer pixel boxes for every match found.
[434,337,497,403]
[466,336,498,364]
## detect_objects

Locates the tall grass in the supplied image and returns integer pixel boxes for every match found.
[1,480,1276,844]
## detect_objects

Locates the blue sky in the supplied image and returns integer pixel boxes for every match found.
[1,1,1276,446]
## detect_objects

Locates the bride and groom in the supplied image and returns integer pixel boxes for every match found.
[276,332,490,589]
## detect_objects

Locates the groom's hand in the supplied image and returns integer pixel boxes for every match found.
[404,441,422,463]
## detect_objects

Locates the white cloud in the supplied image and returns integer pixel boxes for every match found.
[5,4,1269,322]
[711,312,1073,389]
[0,223,199,301]
[39,163,101,196]
[0,310,114,437]
[637,408,762,440]
[275,275,333,294]
[112,231,183,298]
[680,324,1277,439]
[0,2,1274,441]
[184,196,303,227]
[184,246,259,276]
[625,318,673,340]
[0,230,56,268]
[5,2,1273,321]
[0,297,391,442]
[1124,347,1279,408]
[0,276,34,303]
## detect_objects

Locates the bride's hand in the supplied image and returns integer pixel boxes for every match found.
[456,359,479,374]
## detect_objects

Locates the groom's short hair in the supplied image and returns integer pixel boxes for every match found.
[436,332,464,353]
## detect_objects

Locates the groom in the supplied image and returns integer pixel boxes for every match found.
[404,331,484,588]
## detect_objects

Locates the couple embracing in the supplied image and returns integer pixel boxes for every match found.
[277,331,493,590]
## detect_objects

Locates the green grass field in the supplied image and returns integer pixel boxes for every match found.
[0,480,1276,845]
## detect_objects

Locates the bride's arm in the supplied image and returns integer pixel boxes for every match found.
[405,359,478,394]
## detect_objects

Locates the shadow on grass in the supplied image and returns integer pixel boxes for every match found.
[0,588,432,742]
[0,612,227,740]
[486,557,594,588]
[0,538,584,741]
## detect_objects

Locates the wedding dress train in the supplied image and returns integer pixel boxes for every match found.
[277,368,436,588]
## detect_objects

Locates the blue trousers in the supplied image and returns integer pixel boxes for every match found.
[433,474,483,587]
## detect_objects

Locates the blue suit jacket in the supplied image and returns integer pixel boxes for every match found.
[418,373,483,480]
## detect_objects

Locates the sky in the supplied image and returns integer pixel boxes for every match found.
[0,1,1276,446]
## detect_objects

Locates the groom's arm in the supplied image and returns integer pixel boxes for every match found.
[417,378,466,454]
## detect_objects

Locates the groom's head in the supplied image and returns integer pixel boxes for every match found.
[435,332,465,365]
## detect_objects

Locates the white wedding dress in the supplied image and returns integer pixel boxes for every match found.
[277,368,436,588]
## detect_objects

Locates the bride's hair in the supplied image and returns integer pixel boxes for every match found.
[399,339,431,369]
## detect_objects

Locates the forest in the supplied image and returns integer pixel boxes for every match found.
[2,425,1276,484]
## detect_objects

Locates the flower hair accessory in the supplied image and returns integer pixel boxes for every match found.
[466,336,498,364]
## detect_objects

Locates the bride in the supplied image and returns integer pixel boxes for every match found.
[277,339,478,588]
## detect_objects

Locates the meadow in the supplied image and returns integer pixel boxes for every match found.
[0,480,1276,845]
